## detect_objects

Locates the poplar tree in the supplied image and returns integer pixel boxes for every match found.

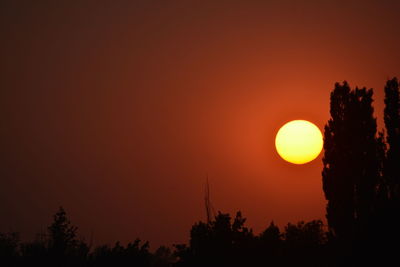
[322,81,355,242]
[380,77,400,254]
[349,87,380,239]
[322,82,380,243]
[384,77,400,199]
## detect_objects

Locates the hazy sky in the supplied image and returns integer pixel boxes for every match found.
[1,0,400,248]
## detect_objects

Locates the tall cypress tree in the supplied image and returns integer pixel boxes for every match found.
[322,81,355,242]
[384,77,400,199]
[349,87,380,239]
[322,82,380,244]
[380,77,400,255]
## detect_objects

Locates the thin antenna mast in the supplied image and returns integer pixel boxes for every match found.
[204,174,216,224]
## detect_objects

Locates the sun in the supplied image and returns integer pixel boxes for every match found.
[275,120,323,164]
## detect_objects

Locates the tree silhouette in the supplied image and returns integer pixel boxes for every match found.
[0,208,332,266]
[322,81,356,244]
[256,222,282,265]
[283,220,327,266]
[375,77,400,262]
[322,82,381,253]
[384,78,400,198]
[47,206,88,266]
[258,221,281,248]
[174,210,330,267]
[48,207,78,253]
[349,87,381,241]
[176,211,256,266]
[90,239,151,267]
[152,245,175,267]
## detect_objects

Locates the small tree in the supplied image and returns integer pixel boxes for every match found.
[48,207,78,254]
[47,206,88,265]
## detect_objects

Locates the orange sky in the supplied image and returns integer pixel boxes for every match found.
[1,0,400,248]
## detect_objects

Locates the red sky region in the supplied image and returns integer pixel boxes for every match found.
[1,0,400,249]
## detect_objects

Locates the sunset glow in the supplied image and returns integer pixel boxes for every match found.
[2,1,400,255]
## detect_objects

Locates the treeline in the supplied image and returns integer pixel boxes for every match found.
[1,207,166,267]
[2,78,400,266]
[1,207,330,267]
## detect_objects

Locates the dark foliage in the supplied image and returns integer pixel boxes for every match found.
[384,77,400,196]
[322,78,400,264]
[1,208,328,267]
[323,82,381,245]
[323,82,356,245]
[0,232,19,263]
[88,240,151,267]
[174,212,328,267]
[378,77,400,261]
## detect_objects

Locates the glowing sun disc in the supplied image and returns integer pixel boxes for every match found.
[275,120,323,164]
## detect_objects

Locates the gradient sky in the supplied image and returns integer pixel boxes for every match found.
[1,0,400,249]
